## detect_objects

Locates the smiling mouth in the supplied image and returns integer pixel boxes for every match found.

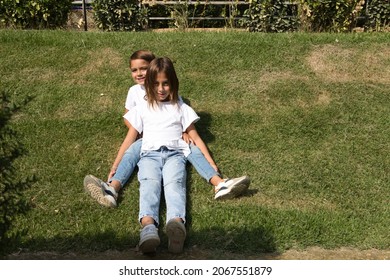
[158,93,168,100]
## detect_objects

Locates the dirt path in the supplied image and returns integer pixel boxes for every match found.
[7,247,390,260]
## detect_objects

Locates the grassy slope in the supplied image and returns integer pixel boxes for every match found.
[0,30,389,255]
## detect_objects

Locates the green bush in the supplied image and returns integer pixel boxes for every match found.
[365,0,390,31]
[242,0,299,32]
[0,89,35,256]
[298,0,365,32]
[242,0,380,32]
[0,0,72,29]
[136,1,249,29]
[92,0,148,31]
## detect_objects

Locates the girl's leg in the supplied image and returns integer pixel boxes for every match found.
[137,151,162,253]
[163,150,187,253]
[163,150,187,223]
[138,151,162,226]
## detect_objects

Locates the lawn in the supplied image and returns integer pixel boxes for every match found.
[0,29,389,258]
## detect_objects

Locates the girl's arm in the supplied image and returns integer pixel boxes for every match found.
[186,123,218,172]
[182,132,194,144]
[108,125,138,180]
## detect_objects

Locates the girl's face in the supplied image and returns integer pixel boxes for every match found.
[130,59,150,85]
[154,72,170,102]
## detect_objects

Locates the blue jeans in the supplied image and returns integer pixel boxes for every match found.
[187,144,220,182]
[110,139,219,187]
[138,147,187,225]
[109,138,142,186]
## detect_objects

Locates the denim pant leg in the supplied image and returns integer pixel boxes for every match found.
[187,143,220,183]
[110,138,142,188]
[162,150,187,223]
[137,151,162,225]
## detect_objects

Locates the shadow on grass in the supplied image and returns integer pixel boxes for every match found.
[6,223,278,260]
[195,111,216,144]
[184,97,215,144]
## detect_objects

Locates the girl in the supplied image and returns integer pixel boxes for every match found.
[126,57,205,253]
[84,50,250,208]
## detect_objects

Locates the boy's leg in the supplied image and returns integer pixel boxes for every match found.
[214,176,251,200]
[163,150,187,253]
[187,144,251,200]
[187,144,221,182]
[83,138,142,208]
[137,151,162,253]
[83,175,117,207]
[109,138,142,190]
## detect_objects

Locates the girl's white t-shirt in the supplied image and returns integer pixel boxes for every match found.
[124,87,199,157]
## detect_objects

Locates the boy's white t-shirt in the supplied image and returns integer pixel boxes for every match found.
[125,84,146,110]
[123,85,199,157]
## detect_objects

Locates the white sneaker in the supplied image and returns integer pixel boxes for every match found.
[83,174,117,208]
[166,219,186,254]
[214,175,250,200]
[139,224,160,254]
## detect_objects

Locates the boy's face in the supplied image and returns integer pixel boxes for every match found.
[130,59,149,85]
[155,72,170,102]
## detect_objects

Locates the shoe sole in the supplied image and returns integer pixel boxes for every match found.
[215,176,250,201]
[166,220,186,254]
[83,175,116,208]
[139,237,160,254]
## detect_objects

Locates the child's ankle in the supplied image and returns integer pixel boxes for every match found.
[108,181,121,193]
[104,184,119,199]
[210,176,225,188]
[214,179,228,193]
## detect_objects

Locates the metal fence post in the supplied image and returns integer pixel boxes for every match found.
[82,0,88,31]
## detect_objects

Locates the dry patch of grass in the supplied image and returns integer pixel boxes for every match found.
[227,70,309,95]
[197,70,311,115]
[69,47,123,84]
[315,91,332,106]
[307,44,390,84]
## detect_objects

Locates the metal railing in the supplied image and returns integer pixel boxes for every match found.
[142,0,249,22]
[71,0,93,30]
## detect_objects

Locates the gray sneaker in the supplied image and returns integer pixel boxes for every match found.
[166,219,186,254]
[83,174,117,208]
[214,175,250,200]
[139,224,160,254]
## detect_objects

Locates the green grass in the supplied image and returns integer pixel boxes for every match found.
[1,30,389,257]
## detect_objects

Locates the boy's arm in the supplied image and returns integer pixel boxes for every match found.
[186,124,218,172]
[124,109,131,128]
[108,125,138,180]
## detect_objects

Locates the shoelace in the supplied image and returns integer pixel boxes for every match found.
[103,189,116,198]
[215,178,231,192]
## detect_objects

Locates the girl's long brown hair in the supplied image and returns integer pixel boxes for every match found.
[144,57,179,108]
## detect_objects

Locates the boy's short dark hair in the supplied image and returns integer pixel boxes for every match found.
[130,50,156,65]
